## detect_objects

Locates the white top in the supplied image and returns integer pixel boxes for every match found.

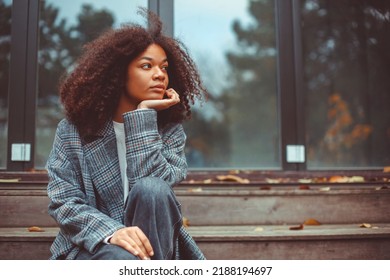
[113,121,129,202]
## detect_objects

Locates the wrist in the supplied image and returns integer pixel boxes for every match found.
[137,102,148,110]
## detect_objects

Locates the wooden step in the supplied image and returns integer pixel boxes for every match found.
[1,224,389,260]
[1,184,389,227]
[178,185,390,225]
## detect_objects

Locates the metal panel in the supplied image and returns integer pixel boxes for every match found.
[275,0,305,170]
[7,0,39,171]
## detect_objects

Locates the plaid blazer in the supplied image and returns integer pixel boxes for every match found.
[46,109,205,260]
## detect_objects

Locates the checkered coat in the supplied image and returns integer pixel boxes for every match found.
[46,109,205,260]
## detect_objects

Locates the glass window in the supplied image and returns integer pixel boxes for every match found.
[36,0,148,168]
[302,0,390,168]
[0,0,12,169]
[175,0,279,168]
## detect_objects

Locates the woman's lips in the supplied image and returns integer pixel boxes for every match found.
[150,84,166,92]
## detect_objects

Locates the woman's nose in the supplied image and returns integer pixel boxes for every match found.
[152,68,165,80]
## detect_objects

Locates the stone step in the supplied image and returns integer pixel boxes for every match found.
[1,184,389,227]
[1,224,389,259]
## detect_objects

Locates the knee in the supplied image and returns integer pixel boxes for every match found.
[109,246,137,260]
[131,177,172,201]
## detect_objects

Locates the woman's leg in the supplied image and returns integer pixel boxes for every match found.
[75,244,138,260]
[124,177,182,260]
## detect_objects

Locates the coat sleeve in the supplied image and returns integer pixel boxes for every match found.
[46,120,125,254]
[123,109,187,186]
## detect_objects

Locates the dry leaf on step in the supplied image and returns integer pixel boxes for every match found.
[187,187,203,193]
[329,175,349,183]
[28,226,45,232]
[359,223,372,228]
[298,178,312,184]
[0,178,21,183]
[260,186,271,190]
[289,224,304,230]
[383,166,390,173]
[265,178,282,184]
[216,174,250,184]
[303,218,321,225]
[348,176,365,183]
[254,227,264,232]
[183,217,190,228]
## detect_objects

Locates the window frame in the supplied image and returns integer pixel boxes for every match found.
[7,0,39,171]
[2,0,385,173]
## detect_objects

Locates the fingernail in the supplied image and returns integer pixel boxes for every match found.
[144,257,151,260]
[150,251,154,256]
[134,251,139,255]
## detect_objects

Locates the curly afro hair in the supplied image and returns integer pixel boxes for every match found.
[60,8,207,140]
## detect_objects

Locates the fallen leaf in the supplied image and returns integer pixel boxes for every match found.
[347,176,365,183]
[203,179,213,184]
[183,217,190,228]
[28,226,44,232]
[0,178,21,183]
[265,178,282,184]
[298,178,312,184]
[260,186,271,190]
[187,187,203,193]
[375,185,389,190]
[328,175,365,183]
[319,187,331,192]
[289,224,304,230]
[216,174,250,184]
[313,177,328,183]
[299,185,310,190]
[383,166,390,173]
[303,218,321,225]
[359,223,372,228]
[329,175,349,183]
[254,227,264,232]
[228,170,241,175]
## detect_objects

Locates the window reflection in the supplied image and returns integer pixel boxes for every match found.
[0,0,12,168]
[36,0,147,167]
[302,0,390,168]
[175,0,279,168]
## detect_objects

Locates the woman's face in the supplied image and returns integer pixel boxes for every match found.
[124,43,169,109]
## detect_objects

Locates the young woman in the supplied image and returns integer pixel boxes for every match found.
[46,9,207,260]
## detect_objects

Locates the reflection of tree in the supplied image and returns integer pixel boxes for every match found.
[221,0,278,167]
[0,1,11,167]
[39,3,114,101]
[302,0,390,166]
[184,0,279,168]
[36,3,115,167]
[0,1,11,106]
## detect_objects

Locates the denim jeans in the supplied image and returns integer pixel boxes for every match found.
[75,177,182,260]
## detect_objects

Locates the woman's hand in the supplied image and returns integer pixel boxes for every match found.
[137,88,180,111]
[109,226,154,260]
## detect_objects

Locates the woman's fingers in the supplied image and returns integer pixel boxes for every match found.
[110,227,154,260]
[135,227,154,257]
[137,88,180,111]
[166,88,180,102]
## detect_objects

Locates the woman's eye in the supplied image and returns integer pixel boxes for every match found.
[141,64,151,69]
[162,65,169,71]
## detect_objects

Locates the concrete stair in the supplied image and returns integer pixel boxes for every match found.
[1,177,390,259]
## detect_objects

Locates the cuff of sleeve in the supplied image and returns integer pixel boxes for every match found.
[123,109,158,134]
[103,234,114,244]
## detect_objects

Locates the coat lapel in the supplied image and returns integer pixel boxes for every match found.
[83,121,124,220]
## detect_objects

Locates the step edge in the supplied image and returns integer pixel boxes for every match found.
[2,224,390,242]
